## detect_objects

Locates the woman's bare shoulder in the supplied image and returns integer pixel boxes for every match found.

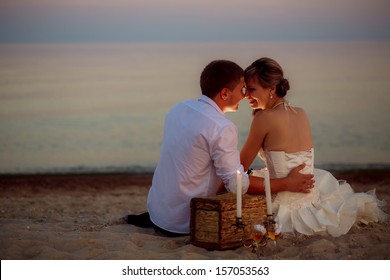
[292,106,310,119]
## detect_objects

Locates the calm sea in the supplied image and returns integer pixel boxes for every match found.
[0,41,389,174]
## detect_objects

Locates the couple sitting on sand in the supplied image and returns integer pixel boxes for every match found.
[127,58,388,238]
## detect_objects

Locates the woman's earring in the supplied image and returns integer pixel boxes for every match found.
[269,93,273,99]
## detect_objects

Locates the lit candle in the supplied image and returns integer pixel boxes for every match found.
[264,168,272,215]
[236,170,242,218]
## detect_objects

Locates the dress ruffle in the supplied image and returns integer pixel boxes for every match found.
[254,150,389,237]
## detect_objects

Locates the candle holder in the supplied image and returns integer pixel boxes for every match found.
[233,217,253,248]
[235,217,244,228]
[232,217,245,235]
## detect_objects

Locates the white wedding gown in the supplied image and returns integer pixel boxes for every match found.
[253,148,389,237]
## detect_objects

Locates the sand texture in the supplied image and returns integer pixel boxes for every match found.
[1,170,389,260]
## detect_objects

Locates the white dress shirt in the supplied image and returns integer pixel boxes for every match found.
[147,95,249,234]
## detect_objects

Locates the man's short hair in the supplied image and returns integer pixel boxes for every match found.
[200,60,244,99]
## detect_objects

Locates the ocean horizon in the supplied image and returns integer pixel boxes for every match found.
[1,41,390,175]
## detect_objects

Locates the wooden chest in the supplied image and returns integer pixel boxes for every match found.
[190,192,266,250]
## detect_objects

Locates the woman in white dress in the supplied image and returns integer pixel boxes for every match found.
[240,57,388,237]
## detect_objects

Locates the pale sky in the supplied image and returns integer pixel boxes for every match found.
[0,0,389,43]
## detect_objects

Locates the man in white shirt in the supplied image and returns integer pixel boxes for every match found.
[127,60,314,236]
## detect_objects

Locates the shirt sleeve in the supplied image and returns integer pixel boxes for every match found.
[210,124,250,194]
[225,167,250,194]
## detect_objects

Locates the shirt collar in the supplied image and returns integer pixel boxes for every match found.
[198,95,224,115]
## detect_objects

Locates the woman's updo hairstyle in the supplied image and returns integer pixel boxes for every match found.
[245,57,290,97]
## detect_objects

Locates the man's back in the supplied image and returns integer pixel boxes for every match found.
[147,96,240,233]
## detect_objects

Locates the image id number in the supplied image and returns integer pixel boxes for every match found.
[215,266,269,276]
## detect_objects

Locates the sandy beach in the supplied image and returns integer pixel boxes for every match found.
[1,169,389,260]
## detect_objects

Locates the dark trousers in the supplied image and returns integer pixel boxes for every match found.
[126,212,188,238]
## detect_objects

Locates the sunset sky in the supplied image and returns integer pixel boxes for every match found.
[0,0,389,43]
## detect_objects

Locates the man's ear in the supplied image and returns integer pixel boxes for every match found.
[219,88,229,100]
